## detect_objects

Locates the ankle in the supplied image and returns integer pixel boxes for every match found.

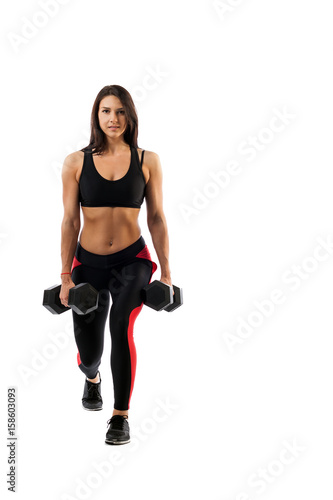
[87,372,100,384]
[112,410,129,419]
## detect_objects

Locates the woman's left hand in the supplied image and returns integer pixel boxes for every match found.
[160,275,174,295]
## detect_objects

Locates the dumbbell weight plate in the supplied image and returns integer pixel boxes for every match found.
[164,285,183,312]
[43,284,70,314]
[142,280,173,311]
[68,283,99,315]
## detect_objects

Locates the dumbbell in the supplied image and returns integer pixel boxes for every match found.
[43,283,99,315]
[141,280,183,312]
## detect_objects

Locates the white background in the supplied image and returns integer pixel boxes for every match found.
[1,0,333,499]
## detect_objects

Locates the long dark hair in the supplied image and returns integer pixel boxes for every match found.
[81,85,139,155]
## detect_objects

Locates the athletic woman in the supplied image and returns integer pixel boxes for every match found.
[59,85,172,445]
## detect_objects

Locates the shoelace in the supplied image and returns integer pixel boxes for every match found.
[107,416,128,430]
[84,381,102,401]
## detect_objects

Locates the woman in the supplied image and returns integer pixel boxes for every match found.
[59,85,172,445]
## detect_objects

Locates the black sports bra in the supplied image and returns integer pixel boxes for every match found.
[79,146,146,208]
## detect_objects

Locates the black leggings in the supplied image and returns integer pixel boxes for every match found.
[70,235,157,411]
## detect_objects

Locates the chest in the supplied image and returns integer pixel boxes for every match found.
[92,152,131,181]
[91,149,149,184]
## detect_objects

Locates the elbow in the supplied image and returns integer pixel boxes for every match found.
[147,213,165,229]
[62,217,80,232]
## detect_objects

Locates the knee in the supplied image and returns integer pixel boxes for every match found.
[78,350,101,370]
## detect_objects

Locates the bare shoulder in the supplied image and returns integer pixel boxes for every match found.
[138,149,161,186]
[63,150,84,168]
[138,148,161,170]
[62,151,85,182]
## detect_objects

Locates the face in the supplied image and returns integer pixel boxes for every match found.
[98,95,127,139]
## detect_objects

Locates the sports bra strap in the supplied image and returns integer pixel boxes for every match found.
[141,150,145,167]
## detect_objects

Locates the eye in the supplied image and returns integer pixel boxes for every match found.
[102,110,109,113]
[118,110,125,114]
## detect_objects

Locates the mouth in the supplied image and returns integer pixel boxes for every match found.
[108,126,119,130]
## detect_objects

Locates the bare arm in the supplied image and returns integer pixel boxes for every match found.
[145,151,171,284]
[60,152,81,284]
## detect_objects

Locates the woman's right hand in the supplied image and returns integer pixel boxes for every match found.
[59,278,76,307]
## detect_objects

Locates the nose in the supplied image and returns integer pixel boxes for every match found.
[109,110,118,123]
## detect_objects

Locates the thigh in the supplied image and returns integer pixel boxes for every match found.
[108,259,153,314]
[71,264,110,350]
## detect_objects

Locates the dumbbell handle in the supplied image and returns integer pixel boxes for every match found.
[43,282,99,315]
[164,284,183,312]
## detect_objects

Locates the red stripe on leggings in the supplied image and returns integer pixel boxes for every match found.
[71,256,82,273]
[127,303,144,409]
[77,351,82,366]
[136,245,158,274]
[127,251,157,408]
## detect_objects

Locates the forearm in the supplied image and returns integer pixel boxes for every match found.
[148,216,171,278]
[61,220,80,276]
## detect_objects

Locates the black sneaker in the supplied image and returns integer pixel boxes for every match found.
[82,372,103,411]
[105,415,130,445]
